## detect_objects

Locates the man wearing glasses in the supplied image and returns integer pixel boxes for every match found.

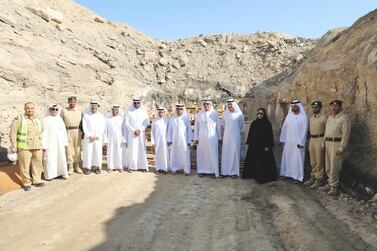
[42,104,69,181]
[124,97,149,172]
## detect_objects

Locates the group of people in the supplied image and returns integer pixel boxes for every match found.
[9,95,351,196]
[242,99,351,196]
[9,96,245,191]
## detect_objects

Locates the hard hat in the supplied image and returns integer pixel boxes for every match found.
[7,152,17,162]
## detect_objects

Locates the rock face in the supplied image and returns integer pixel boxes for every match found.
[242,9,377,184]
[0,0,313,149]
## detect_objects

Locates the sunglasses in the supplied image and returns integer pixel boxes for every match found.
[50,108,59,111]
[176,108,183,111]
[133,102,141,105]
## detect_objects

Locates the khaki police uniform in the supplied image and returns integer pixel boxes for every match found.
[10,115,44,186]
[323,111,351,187]
[308,114,327,180]
[61,107,83,173]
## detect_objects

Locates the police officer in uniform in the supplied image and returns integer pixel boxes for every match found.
[304,101,327,189]
[319,100,351,196]
[60,96,83,174]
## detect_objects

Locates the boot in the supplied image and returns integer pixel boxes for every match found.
[304,177,316,186]
[310,179,324,189]
[318,184,330,192]
[328,186,339,196]
[67,164,74,175]
[74,163,83,174]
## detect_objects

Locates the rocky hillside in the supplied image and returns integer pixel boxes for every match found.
[0,0,314,148]
[242,9,377,185]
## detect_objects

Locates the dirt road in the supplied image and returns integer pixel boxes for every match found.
[0,171,376,251]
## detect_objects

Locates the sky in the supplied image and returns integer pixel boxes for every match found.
[75,0,376,40]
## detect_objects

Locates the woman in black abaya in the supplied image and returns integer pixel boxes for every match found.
[242,108,277,183]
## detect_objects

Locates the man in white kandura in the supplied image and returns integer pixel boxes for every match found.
[167,104,192,175]
[42,104,69,180]
[122,119,129,171]
[221,98,245,178]
[82,101,106,175]
[151,106,169,174]
[104,105,124,173]
[194,98,222,178]
[279,100,308,183]
[124,97,149,172]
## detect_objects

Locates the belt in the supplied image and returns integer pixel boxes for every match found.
[325,137,342,142]
[310,134,324,138]
[66,126,79,130]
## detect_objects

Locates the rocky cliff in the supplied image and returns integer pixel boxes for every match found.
[0,0,313,148]
[243,9,377,185]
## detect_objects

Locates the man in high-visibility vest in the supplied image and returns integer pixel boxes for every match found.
[10,102,45,191]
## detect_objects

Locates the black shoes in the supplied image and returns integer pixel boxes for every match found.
[23,185,31,191]
[83,168,91,175]
[34,183,46,187]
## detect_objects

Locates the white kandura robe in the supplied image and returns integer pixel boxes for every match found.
[279,113,308,181]
[167,115,192,173]
[194,111,222,176]
[122,118,129,168]
[125,108,149,171]
[151,117,169,171]
[42,116,68,179]
[221,111,245,176]
[82,112,106,168]
[104,115,123,169]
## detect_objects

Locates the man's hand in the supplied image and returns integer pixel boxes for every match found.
[336,147,344,155]
[297,144,304,149]
[121,142,128,148]
[194,140,199,145]
[11,147,17,153]
[134,129,141,136]
[167,142,172,146]
[89,136,96,142]
[264,147,269,152]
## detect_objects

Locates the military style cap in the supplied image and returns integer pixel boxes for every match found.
[330,100,342,106]
[311,101,322,107]
[68,96,77,101]
[291,100,301,104]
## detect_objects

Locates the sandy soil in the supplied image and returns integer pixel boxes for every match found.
[0,171,376,251]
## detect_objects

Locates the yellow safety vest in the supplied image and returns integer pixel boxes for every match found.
[16,114,41,149]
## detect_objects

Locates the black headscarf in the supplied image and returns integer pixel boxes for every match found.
[246,108,274,148]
